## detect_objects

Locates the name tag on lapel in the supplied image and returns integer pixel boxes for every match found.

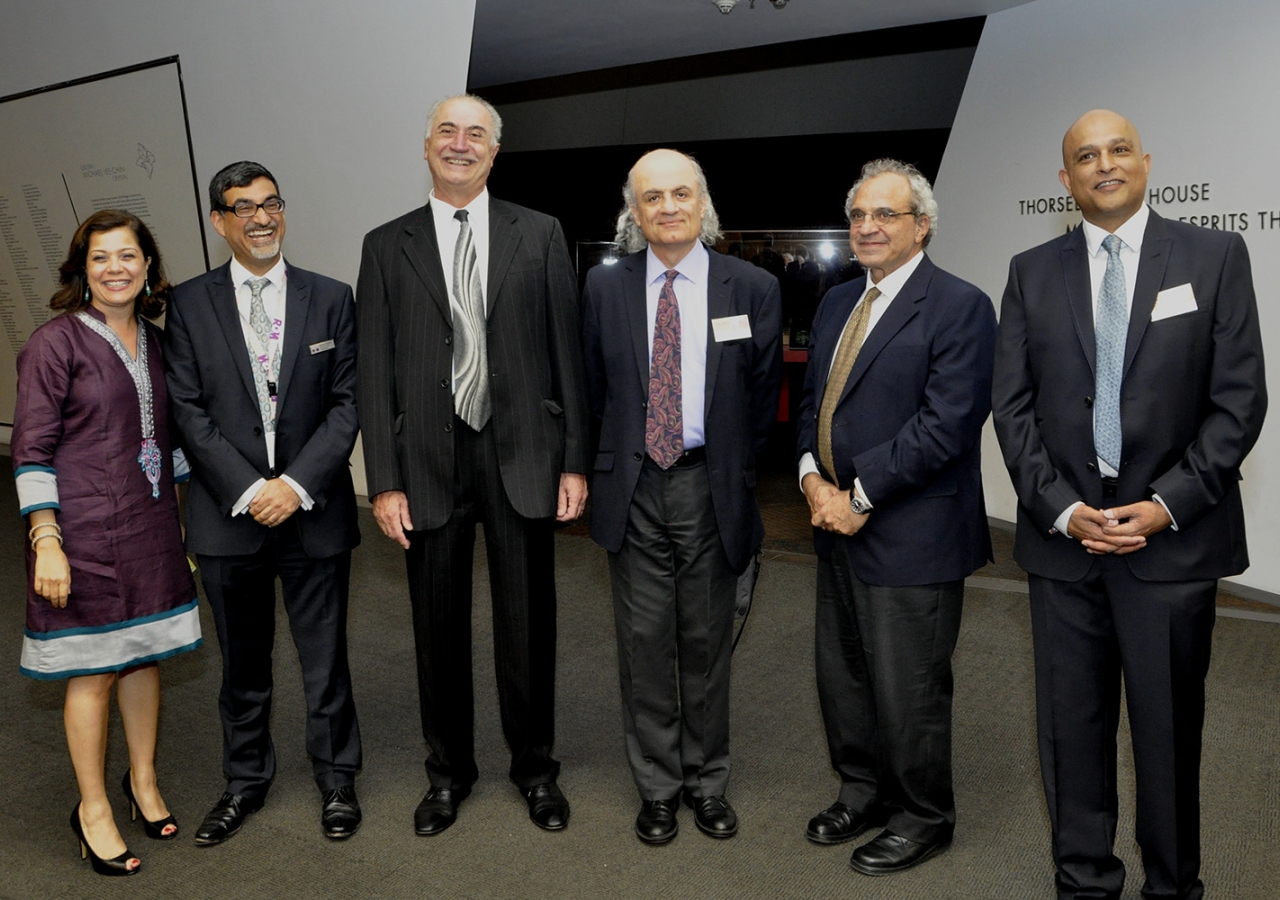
[711,315,752,342]
[309,339,336,355]
[1151,284,1197,321]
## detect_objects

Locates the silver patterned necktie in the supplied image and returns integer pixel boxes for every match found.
[247,276,279,430]
[1094,234,1127,470]
[452,209,490,430]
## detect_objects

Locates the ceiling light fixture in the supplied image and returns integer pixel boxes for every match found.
[712,0,790,14]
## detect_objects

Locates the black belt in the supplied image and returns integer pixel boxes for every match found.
[1100,475,1118,499]
[668,446,706,468]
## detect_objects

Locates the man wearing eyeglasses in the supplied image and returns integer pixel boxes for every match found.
[165,161,363,845]
[795,159,996,875]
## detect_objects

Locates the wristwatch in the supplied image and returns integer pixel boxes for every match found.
[849,492,871,515]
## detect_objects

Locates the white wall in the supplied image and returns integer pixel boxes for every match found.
[0,0,479,495]
[931,0,1280,594]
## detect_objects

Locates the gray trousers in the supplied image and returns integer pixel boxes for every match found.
[609,458,738,800]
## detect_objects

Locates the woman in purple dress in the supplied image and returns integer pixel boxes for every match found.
[13,210,201,876]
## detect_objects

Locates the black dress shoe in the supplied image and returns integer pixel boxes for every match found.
[414,786,470,836]
[321,786,362,840]
[523,782,570,831]
[635,798,679,844]
[805,801,883,845]
[682,792,738,839]
[849,829,951,875]
[194,792,264,847]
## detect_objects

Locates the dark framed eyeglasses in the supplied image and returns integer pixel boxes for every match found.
[215,197,286,218]
[849,208,917,226]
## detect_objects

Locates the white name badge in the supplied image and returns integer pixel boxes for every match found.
[1151,283,1197,321]
[309,339,337,354]
[711,314,752,342]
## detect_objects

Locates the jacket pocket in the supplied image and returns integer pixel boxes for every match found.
[594,451,615,472]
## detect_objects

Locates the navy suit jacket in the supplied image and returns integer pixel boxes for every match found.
[993,210,1266,583]
[581,247,782,573]
[164,260,361,558]
[796,254,996,586]
[356,197,588,528]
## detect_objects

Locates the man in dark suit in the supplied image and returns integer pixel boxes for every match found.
[796,159,996,875]
[356,94,588,836]
[582,149,782,844]
[993,110,1266,900]
[165,161,363,844]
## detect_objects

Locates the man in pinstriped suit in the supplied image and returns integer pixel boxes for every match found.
[356,94,588,836]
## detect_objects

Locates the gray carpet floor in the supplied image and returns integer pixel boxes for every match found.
[2,495,1278,899]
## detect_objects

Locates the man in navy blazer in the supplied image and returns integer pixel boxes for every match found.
[993,110,1266,900]
[582,149,781,844]
[796,159,996,875]
[165,161,362,844]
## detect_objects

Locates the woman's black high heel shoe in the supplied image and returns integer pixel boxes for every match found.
[70,803,140,876]
[121,770,179,840]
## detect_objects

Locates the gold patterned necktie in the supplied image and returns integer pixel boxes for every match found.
[816,286,881,486]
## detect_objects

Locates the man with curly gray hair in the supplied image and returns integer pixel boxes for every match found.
[582,148,781,845]
[797,158,996,876]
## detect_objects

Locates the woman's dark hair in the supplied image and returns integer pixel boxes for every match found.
[51,209,172,319]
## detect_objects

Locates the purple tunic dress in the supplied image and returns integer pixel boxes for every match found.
[12,309,201,679]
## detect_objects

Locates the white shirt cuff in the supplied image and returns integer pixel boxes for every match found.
[232,478,267,516]
[280,474,315,511]
[1054,501,1083,538]
[798,452,819,491]
[1151,493,1178,531]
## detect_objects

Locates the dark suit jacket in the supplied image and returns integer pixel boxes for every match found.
[796,254,996,586]
[581,247,782,573]
[356,197,588,527]
[164,261,361,558]
[992,210,1267,582]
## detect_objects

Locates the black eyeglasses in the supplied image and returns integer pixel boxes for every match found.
[215,197,286,218]
[849,208,917,226]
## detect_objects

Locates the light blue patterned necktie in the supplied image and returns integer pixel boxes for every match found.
[1094,234,1127,470]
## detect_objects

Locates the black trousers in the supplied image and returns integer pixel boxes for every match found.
[199,521,361,799]
[1029,559,1215,900]
[404,418,559,791]
[608,458,738,800]
[814,542,964,845]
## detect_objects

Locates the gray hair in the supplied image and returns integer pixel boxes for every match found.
[844,158,938,247]
[424,93,503,147]
[613,150,723,253]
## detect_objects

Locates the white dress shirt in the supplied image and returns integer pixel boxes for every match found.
[797,250,928,505]
[430,188,491,394]
[1052,204,1177,534]
[228,256,313,516]
[645,242,709,449]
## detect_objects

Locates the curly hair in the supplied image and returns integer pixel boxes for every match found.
[51,209,171,319]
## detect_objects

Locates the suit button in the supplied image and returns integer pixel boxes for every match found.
[253,426,263,436]
[633,452,643,461]
[1085,396,1094,407]
[440,378,449,388]
[444,423,453,433]
[444,335,452,345]
[1086,462,1097,472]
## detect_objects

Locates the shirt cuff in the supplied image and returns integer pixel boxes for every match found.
[1054,501,1083,538]
[1151,493,1178,531]
[798,452,819,491]
[280,474,315,511]
[852,478,873,508]
[232,478,266,516]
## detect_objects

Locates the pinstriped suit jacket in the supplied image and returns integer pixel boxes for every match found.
[356,197,588,528]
